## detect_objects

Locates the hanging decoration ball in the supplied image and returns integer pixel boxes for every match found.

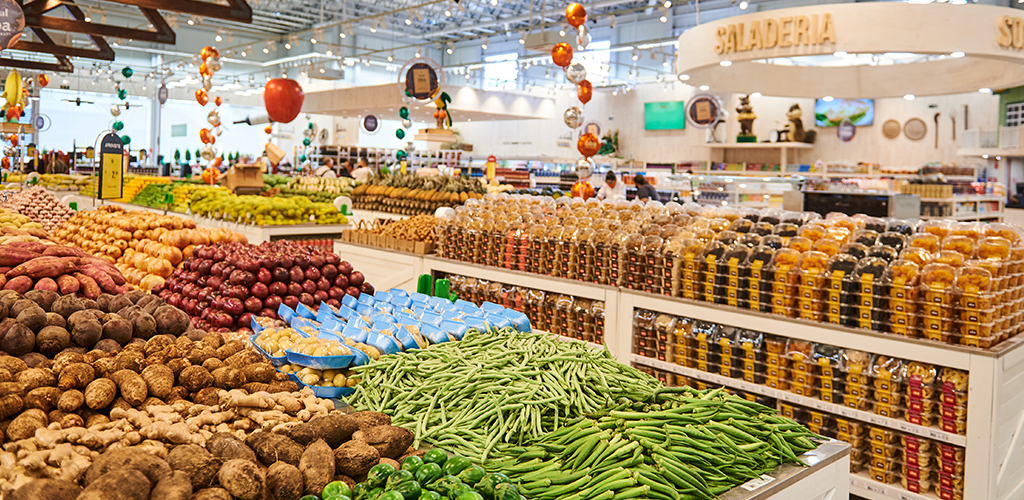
[399,107,410,119]
[214,96,222,106]
[214,126,223,136]
[37,74,48,87]
[402,119,412,129]
[203,77,213,91]
[121,67,133,78]
[112,121,124,131]
[302,128,312,138]
[566,3,587,28]
[396,129,406,140]
[208,57,223,72]
[396,150,407,160]
[213,156,223,168]
[299,154,307,162]
[563,107,585,129]
[199,63,210,77]
[9,135,18,147]
[577,28,592,49]
[200,46,219,60]
[302,137,311,146]
[565,62,587,84]
[207,108,221,127]
[577,132,601,157]
[110,105,120,117]
[0,157,7,169]
[551,43,574,68]
[117,89,128,100]
[308,122,315,130]
[200,128,213,144]
[121,135,131,145]
[574,156,595,173]
[577,79,593,104]
[196,89,209,106]
[200,145,216,161]
[264,125,273,134]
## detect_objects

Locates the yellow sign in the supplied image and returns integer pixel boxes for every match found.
[998,15,1024,49]
[98,132,124,200]
[714,13,836,54]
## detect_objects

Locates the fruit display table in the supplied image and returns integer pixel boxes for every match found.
[337,245,1024,500]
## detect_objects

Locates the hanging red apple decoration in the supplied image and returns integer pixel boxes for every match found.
[264,78,305,124]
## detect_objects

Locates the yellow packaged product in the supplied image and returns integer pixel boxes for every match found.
[788,236,813,253]
[919,220,951,239]
[910,233,940,253]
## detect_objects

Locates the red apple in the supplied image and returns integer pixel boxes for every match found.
[326,254,340,266]
[338,261,353,276]
[333,274,349,289]
[295,255,310,269]
[310,255,325,269]
[252,282,269,299]
[345,286,361,298]
[348,271,365,287]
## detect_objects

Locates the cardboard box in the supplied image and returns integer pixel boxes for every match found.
[222,163,264,192]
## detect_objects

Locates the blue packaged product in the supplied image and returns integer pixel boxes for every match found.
[374,291,392,304]
[371,314,396,326]
[284,348,354,370]
[390,288,409,298]
[421,324,451,344]
[355,303,374,316]
[368,331,402,354]
[343,325,370,343]
[376,303,394,315]
[463,316,491,333]
[249,334,290,366]
[413,305,431,317]
[501,309,532,332]
[397,320,428,349]
[342,294,358,309]
[348,316,371,330]
[428,296,448,309]
[410,292,429,303]
[485,313,512,331]
[357,293,375,306]
[435,300,458,313]
[319,317,344,335]
[277,303,297,323]
[316,303,340,324]
[296,302,318,320]
[250,316,267,333]
[420,311,444,327]
[481,302,505,314]
[441,319,472,340]
[392,296,412,309]
[336,305,357,321]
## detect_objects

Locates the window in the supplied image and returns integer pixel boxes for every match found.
[484,52,518,90]
[576,40,611,83]
[1008,102,1024,127]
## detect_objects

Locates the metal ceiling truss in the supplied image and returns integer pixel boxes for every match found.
[9,0,254,73]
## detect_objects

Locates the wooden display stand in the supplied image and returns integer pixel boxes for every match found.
[414,128,456,144]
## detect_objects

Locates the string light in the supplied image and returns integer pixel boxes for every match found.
[559,28,566,37]
[664,1,671,7]
[83,9,92,22]
[444,8,451,16]
[406,17,412,25]
[326,49,333,56]
[388,53,394,62]
[739,1,748,9]
[370,22,377,33]
[481,39,488,50]
[187,15,197,25]
[415,49,421,57]
[215,29,223,42]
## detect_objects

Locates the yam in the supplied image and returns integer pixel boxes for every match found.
[56,274,79,295]
[51,295,84,320]
[35,326,70,356]
[288,413,359,448]
[301,439,335,496]
[333,440,380,476]
[241,363,276,384]
[17,367,55,391]
[23,386,60,412]
[10,478,82,500]
[150,470,193,500]
[167,444,220,489]
[71,317,102,348]
[8,256,76,280]
[94,339,122,354]
[78,469,152,500]
[166,358,190,378]
[113,350,146,373]
[192,387,221,406]
[351,411,391,430]
[166,386,189,402]
[16,305,47,333]
[266,462,303,500]
[56,389,84,412]
[85,378,117,409]
[202,358,224,371]
[7,408,46,441]
[218,459,265,500]
[110,369,148,405]
[193,488,232,500]
[57,362,94,390]
[84,447,172,486]
[207,432,259,463]
[0,393,22,419]
[211,367,244,389]
[2,323,34,357]
[3,276,32,294]
[144,335,174,355]
[45,312,66,329]
[128,310,157,340]
[20,352,47,368]
[215,340,245,360]
[154,305,190,337]
[102,317,133,346]
[245,431,305,467]
[0,317,16,343]
[141,365,174,398]
[0,354,29,374]
[179,365,213,393]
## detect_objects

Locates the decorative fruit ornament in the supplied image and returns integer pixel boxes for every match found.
[199,63,210,77]
[577,132,600,157]
[396,129,406,140]
[214,96,222,106]
[0,157,8,169]
[195,89,209,106]
[202,167,219,184]
[571,179,595,199]
[551,43,573,68]
[37,74,48,87]
[566,3,587,28]
[110,105,120,117]
[121,67,133,78]
[112,121,124,131]
[9,135,17,147]
[264,125,273,134]
[117,89,127,100]
[200,128,213,144]
[200,46,219,60]
[207,108,221,127]
[565,62,587,84]
[121,135,131,145]
[263,79,304,123]
[213,156,223,168]
[577,79,593,104]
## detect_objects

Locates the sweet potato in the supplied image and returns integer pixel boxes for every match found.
[0,249,40,267]
[151,470,192,500]
[55,274,79,295]
[3,276,32,294]
[84,447,172,486]
[78,265,119,293]
[8,256,77,280]
[42,246,85,258]
[32,277,58,293]
[74,273,100,299]
[78,469,152,500]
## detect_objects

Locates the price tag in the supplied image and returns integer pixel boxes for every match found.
[865,483,889,495]
[740,475,776,491]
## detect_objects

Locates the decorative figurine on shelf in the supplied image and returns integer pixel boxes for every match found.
[736,95,757,143]
[780,104,817,144]
[433,92,452,130]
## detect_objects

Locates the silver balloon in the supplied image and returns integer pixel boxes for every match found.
[110,105,120,117]
[303,128,312,138]
[564,106,585,129]
[213,126,223,136]
[200,145,217,161]
[402,119,412,129]
[566,62,587,84]
[207,108,221,127]
[4,146,14,156]
[203,76,213,91]
[208,57,223,72]
[574,157,595,175]
[577,26,591,49]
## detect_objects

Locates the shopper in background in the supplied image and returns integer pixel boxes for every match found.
[352,158,373,182]
[597,171,626,201]
[339,159,354,178]
[633,173,658,203]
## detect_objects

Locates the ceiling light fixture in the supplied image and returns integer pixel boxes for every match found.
[664,0,672,7]
[739,1,748,9]
[519,31,526,44]
[980,87,993,93]
[187,15,197,25]
[822,95,833,102]
[660,14,667,22]
[406,17,412,25]
[215,30,223,42]
[285,42,292,49]
[482,39,488,49]
[678,74,690,80]
[950,51,965,58]
[444,8,451,16]
[903,94,915,100]
[631,50,639,61]
[720,60,732,66]
[370,21,377,33]
[750,92,761,98]
[388,53,394,62]
[415,49,422,57]
[559,28,566,37]
[699,85,710,90]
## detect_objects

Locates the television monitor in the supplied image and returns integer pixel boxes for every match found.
[644,101,686,130]
[814,98,874,127]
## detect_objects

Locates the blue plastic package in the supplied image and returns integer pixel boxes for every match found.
[485,313,512,331]
[296,303,318,320]
[368,331,402,355]
[357,293,375,306]
[341,294,358,309]
[410,292,429,303]
[374,291,393,304]
[501,309,532,332]
[464,316,491,333]
[319,317,344,335]
[390,288,409,298]
[441,319,472,340]
[316,303,340,324]
[355,303,374,316]
[420,311,444,327]
[392,296,412,309]
[277,303,297,323]
[421,324,451,344]
[343,325,370,343]
[481,302,505,314]
[348,316,371,330]
[336,305,357,321]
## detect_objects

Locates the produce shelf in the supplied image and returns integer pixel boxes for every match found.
[718,440,850,500]
[849,471,934,500]
[630,355,968,447]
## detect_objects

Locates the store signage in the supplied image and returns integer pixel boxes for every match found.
[997,15,1024,49]
[714,13,835,54]
[837,119,856,142]
[98,133,124,200]
[361,114,380,134]
[686,95,722,129]
[0,0,25,50]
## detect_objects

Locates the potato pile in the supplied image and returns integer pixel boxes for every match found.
[52,206,247,292]
[0,187,75,233]
[0,209,53,246]
[0,243,127,299]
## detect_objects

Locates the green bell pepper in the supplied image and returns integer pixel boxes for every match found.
[386,470,415,490]
[476,473,511,500]
[324,495,352,500]
[415,463,443,486]
[423,449,448,468]
[442,456,472,476]
[324,481,352,499]
[448,483,475,500]
[401,455,424,473]
[455,492,484,500]
[493,483,519,500]
[393,480,422,500]
[430,475,462,497]
[300,496,320,500]
[457,465,486,486]
[366,487,384,500]
[420,491,442,500]
[367,464,397,489]
[377,491,404,500]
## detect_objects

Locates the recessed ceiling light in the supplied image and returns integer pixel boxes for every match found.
[822,96,834,102]
[719,60,732,67]
[950,51,965,58]
[699,85,710,91]
[903,94,915,100]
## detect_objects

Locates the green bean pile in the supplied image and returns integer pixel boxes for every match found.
[349,329,663,461]
[489,387,822,500]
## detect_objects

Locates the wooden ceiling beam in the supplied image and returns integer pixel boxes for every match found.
[0,56,73,72]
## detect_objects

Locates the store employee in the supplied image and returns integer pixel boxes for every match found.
[633,173,658,203]
[596,171,626,201]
